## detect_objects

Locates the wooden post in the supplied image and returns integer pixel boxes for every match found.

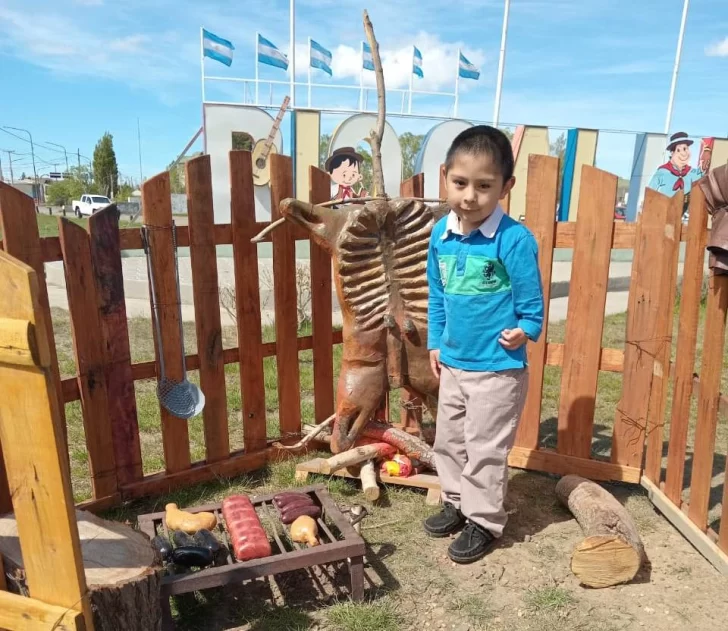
[557,166,617,458]
[515,155,559,450]
[643,192,683,483]
[612,188,681,468]
[0,249,94,628]
[309,166,335,423]
[141,172,191,473]
[688,273,728,530]
[59,218,119,499]
[664,187,709,503]
[88,206,144,486]
[230,151,267,453]
[186,155,230,463]
[271,154,302,439]
[0,182,70,510]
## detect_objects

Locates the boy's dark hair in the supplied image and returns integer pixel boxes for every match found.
[327,155,356,173]
[444,125,514,182]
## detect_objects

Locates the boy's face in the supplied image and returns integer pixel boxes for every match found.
[670,143,691,168]
[442,152,515,227]
[330,158,362,186]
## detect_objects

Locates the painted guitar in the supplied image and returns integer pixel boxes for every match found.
[251,96,290,187]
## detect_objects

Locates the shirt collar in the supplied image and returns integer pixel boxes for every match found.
[441,205,504,240]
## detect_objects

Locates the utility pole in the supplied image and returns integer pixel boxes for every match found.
[3,126,37,189]
[77,148,81,171]
[137,117,144,183]
[3,150,15,183]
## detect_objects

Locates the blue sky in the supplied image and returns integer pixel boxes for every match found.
[0,0,726,182]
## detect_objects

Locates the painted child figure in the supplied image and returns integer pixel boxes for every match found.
[325,146,369,203]
[424,125,544,564]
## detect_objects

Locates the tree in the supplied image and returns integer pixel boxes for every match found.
[319,134,331,169]
[46,168,100,205]
[93,132,119,198]
[399,132,424,181]
[20,172,26,180]
[550,132,567,200]
[116,181,135,201]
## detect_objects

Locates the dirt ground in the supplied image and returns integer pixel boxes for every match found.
[133,454,728,631]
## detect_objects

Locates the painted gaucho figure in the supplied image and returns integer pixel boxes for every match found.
[326,146,369,203]
[647,131,713,218]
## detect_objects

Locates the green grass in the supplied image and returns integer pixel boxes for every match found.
[325,599,402,631]
[524,586,575,613]
[0,211,136,240]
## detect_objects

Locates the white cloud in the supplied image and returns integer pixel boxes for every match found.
[293,32,485,95]
[108,35,150,53]
[706,37,728,57]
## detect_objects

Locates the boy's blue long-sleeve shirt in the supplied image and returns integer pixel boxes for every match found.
[427,206,544,371]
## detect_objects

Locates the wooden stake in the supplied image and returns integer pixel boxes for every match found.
[272,414,336,451]
[360,460,380,501]
[556,474,645,588]
[321,443,396,474]
[363,10,386,197]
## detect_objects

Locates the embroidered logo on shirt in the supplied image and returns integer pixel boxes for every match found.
[439,260,448,286]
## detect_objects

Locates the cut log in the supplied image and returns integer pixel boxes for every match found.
[555,474,645,588]
[362,422,437,471]
[360,460,380,502]
[0,508,162,630]
[320,443,396,475]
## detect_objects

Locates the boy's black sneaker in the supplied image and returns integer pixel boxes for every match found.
[423,502,466,537]
[447,521,496,564]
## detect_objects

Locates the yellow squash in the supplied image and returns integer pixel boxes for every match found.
[165,503,217,534]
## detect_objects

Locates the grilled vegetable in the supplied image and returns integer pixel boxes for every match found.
[290,515,319,546]
[194,529,222,555]
[151,535,173,561]
[170,546,214,568]
[171,530,196,548]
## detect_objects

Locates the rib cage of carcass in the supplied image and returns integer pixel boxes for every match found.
[280,195,447,453]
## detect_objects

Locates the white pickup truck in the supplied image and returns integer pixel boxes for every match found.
[72,194,111,217]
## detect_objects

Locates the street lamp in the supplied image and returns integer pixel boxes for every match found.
[2,126,37,183]
[46,142,70,176]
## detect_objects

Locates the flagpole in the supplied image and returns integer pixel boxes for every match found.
[290,0,296,107]
[307,37,312,108]
[200,27,206,104]
[359,41,364,111]
[664,0,689,135]
[255,31,259,105]
[408,46,414,114]
[492,0,510,127]
[454,48,461,117]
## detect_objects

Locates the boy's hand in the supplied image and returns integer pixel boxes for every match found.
[429,349,441,379]
[499,328,527,350]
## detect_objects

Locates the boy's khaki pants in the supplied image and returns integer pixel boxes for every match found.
[433,364,529,537]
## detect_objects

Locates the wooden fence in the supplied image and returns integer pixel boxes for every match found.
[0,151,726,572]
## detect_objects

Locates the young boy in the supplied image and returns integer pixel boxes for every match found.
[424,125,544,564]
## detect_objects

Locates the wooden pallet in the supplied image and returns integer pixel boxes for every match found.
[138,484,366,630]
[295,458,442,505]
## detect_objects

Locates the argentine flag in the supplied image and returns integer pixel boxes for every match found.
[310,39,332,76]
[362,42,374,71]
[458,52,480,80]
[202,29,234,67]
[258,34,288,70]
[413,46,423,78]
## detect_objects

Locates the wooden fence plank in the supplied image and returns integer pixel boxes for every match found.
[516,155,559,450]
[58,219,118,499]
[88,206,144,486]
[557,166,617,458]
[309,166,335,423]
[230,151,267,452]
[0,183,70,514]
[186,155,229,463]
[643,193,683,483]
[0,249,94,627]
[399,174,425,429]
[664,187,710,503]
[688,273,728,531]
[721,462,728,553]
[270,154,302,438]
[0,590,86,631]
[612,188,680,468]
[141,172,191,473]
